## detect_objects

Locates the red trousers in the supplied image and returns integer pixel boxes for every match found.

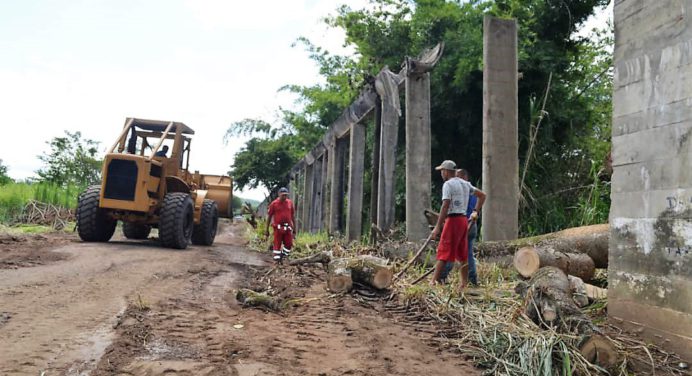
[436,216,468,262]
[272,223,293,251]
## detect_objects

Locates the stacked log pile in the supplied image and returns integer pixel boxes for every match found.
[472,224,608,283]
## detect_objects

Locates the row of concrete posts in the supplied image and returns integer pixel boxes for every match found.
[287,16,520,244]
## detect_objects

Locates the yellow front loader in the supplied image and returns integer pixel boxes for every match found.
[76,118,233,249]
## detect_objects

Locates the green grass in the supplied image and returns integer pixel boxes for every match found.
[0,182,83,223]
[0,183,34,222]
[0,222,75,235]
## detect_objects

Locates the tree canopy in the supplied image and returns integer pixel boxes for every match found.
[0,159,12,185]
[36,131,102,187]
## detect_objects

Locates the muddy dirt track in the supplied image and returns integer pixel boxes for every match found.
[0,223,478,375]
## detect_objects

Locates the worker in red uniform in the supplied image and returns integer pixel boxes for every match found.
[265,187,296,263]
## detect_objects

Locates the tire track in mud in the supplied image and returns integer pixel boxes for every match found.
[0,222,258,376]
[95,252,478,376]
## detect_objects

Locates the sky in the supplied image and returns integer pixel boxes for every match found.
[0,0,611,201]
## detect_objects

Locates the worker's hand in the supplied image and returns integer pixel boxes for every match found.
[431,226,441,240]
[470,210,478,221]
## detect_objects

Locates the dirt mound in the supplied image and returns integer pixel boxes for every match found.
[0,231,73,269]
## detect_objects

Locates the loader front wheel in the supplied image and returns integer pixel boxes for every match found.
[77,185,116,242]
[192,199,218,246]
[159,193,194,249]
[122,222,152,240]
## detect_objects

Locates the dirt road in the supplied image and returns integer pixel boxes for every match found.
[0,223,477,375]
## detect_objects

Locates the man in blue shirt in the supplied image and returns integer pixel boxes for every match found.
[457,169,479,285]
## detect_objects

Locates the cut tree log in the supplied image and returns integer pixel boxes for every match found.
[476,223,608,268]
[327,258,353,293]
[514,246,596,281]
[515,266,618,368]
[394,234,433,280]
[236,289,280,311]
[584,283,607,300]
[568,275,589,308]
[289,252,331,267]
[348,255,393,289]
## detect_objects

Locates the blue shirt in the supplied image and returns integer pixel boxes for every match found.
[466,194,477,219]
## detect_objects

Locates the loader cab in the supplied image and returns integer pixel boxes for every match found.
[100,118,195,214]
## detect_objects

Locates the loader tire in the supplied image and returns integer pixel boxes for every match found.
[122,222,152,240]
[77,185,116,242]
[192,199,219,246]
[159,192,194,249]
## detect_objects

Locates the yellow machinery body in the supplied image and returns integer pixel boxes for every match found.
[97,118,233,225]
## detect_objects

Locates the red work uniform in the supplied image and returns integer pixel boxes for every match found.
[268,198,295,255]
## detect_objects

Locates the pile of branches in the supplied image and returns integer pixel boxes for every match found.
[396,267,688,376]
[246,227,687,375]
[18,200,74,230]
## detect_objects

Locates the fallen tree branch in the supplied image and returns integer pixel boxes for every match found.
[394,233,433,281]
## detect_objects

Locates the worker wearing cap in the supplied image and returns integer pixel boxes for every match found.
[265,187,296,262]
[430,160,486,289]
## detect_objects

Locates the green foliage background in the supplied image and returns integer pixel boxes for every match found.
[234,0,613,236]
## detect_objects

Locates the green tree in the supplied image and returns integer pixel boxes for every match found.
[0,159,12,185]
[225,119,301,192]
[297,0,611,234]
[36,131,102,187]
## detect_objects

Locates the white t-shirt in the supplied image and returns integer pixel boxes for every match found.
[442,177,476,215]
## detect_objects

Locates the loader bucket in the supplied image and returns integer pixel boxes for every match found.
[201,175,233,218]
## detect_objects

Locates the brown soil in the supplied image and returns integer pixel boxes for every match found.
[0,222,479,376]
[0,232,73,269]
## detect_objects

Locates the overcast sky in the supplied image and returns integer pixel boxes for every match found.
[0,0,610,201]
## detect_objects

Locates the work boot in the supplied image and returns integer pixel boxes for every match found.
[272,250,282,264]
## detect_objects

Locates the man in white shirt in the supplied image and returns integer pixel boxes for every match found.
[430,160,486,289]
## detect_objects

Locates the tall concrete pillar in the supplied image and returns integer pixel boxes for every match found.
[609,0,692,359]
[310,156,324,232]
[329,137,347,234]
[347,123,366,242]
[481,16,518,241]
[377,77,400,232]
[293,170,302,231]
[302,162,314,233]
[369,97,382,242]
[405,70,432,241]
[321,151,330,231]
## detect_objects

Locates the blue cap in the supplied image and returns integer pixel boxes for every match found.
[279,187,289,194]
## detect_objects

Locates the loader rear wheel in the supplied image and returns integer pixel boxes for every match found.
[77,185,116,242]
[122,223,152,240]
[192,199,218,246]
[159,192,194,249]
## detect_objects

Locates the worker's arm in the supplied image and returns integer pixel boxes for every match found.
[291,205,296,234]
[473,189,486,211]
[431,199,450,239]
[265,213,272,238]
[470,189,486,221]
